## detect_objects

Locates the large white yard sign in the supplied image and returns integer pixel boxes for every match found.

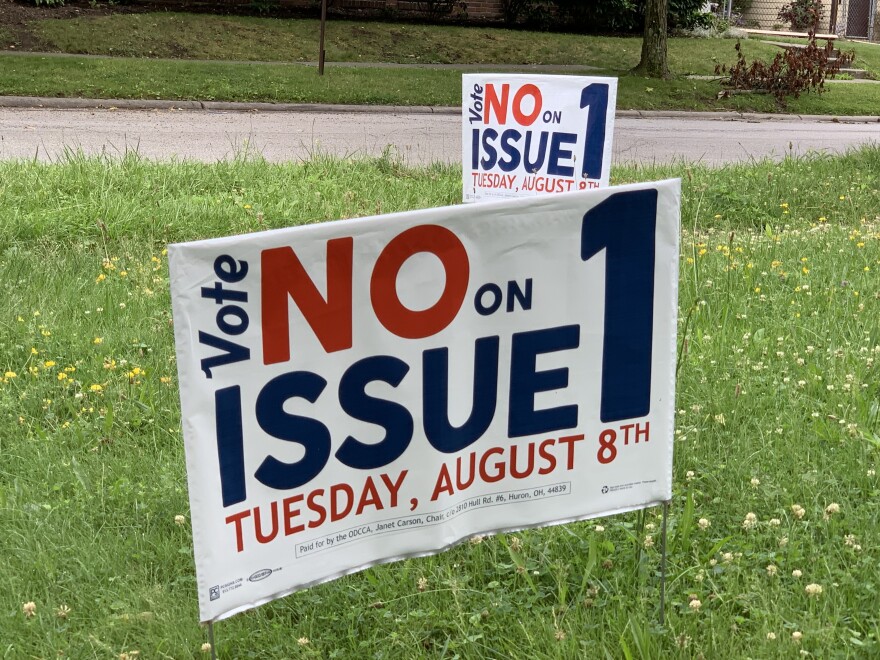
[169,180,679,623]
[462,74,617,203]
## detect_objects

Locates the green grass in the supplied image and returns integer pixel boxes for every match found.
[0,149,878,657]
[3,12,876,114]
[0,51,875,115]
[29,13,783,72]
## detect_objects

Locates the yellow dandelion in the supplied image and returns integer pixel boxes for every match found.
[96,273,106,283]
[57,373,68,381]
[93,337,103,345]
[4,371,16,379]
[30,347,38,355]
[89,384,104,393]
[43,360,56,368]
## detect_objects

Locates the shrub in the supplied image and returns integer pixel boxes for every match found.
[777,0,823,30]
[715,34,854,106]
[498,0,709,32]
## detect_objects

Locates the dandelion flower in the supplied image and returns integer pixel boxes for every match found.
[93,337,103,345]
[805,583,823,597]
[22,602,36,617]
[89,384,103,393]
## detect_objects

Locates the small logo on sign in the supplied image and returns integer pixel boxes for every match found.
[248,568,274,583]
[601,486,609,494]
[209,586,220,601]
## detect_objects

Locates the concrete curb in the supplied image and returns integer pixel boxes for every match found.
[1,95,878,122]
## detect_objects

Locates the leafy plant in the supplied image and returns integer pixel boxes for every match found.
[716,33,854,106]
[777,0,823,30]
[413,0,466,20]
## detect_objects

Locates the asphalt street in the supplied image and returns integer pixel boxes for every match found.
[1,105,878,166]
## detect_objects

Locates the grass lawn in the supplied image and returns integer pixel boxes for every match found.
[1,11,878,114]
[0,51,876,115]
[0,149,878,657]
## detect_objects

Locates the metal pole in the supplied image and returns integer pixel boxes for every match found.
[658,500,670,626]
[209,621,217,660]
[318,0,328,76]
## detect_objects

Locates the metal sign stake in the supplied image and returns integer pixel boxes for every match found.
[208,620,217,660]
[658,500,670,625]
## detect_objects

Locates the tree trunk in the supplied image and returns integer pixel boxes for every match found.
[632,0,670,79]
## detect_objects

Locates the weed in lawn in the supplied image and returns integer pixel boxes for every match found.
[0,149,877,657]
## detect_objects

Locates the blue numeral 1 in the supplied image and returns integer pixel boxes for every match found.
[579,83,609,181]
[581,189,657,423]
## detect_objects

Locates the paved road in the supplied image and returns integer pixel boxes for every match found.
[1,106,878,166]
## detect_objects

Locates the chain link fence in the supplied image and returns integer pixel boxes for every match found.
[710,0,876,39]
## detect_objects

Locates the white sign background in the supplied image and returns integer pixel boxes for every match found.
[169,180,679,623]
[462,74,617,203]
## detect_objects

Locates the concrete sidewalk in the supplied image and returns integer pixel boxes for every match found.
[1,94,879,123]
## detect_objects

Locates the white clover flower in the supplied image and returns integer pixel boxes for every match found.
[688,599,702,611]
[750,477,761,487]
[200,643,212,653]
[297,637,310,646]
[805,583,823,597]
[767,632,776,640]
[698,518,710,530]
[644,535,654,549]
[594,525,605,533]
[743,512,758,530]
[791,504,806,519]
[768,518,781,527]
[22,602,36,617]
[686,470,695,481]
[174,515,186,526]
[792,631,803,643]
[792,569,803,578]
[766,564,778,577]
